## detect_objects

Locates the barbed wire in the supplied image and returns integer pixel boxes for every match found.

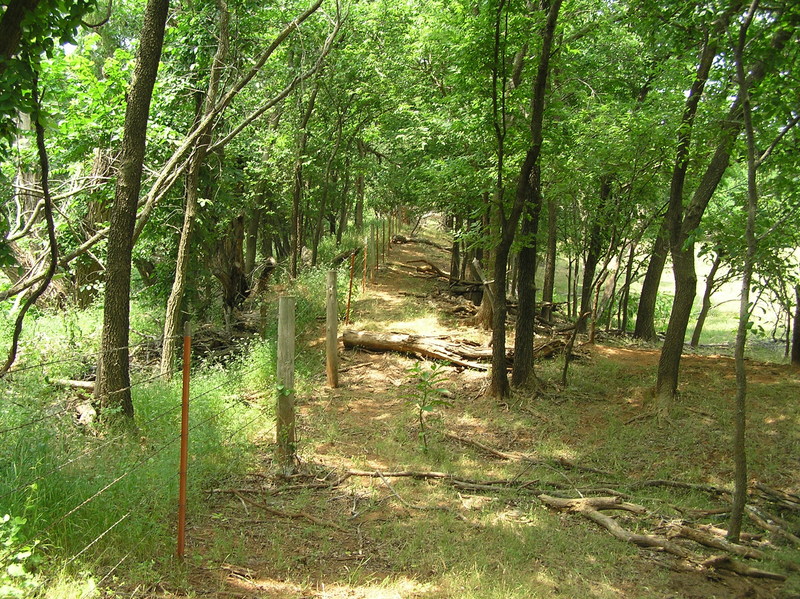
[39,366,267,531]
[0,367,178,436]
[6,337,180,375]
[0,404,73,436]
[0,394,182,503]
[63,506,134,568]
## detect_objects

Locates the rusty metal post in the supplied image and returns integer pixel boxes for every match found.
[177,322,191,559]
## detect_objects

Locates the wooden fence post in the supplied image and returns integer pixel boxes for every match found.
[276,296,296,475]
[381,220,386,264]
[362,240,367,291]
[346,252,355,324]
[326,270,339,388]
[370,223,377,283]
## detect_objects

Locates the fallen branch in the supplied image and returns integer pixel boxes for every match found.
[539,494,693,558]
[634,479,730,497]
[405,259,449,279]
[391,235,451,252]
[746,505,800,547]
[443,431,612,476]
[667,524,765,560]
[536,494,647,515]
[700,555,786,581]
[232,490,345,532]
[52,379,95,392]
[540,494,787,581]
[754,482,800,512]
[330,247,362,266]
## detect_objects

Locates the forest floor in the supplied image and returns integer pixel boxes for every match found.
[157,240,800,599]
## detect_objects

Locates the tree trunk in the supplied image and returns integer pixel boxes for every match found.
[651,6,739,412]
[511,187,541,389]
[160,166,198,377]
[211,215,248,330]
[290,84,318,278]
[245,207,261,276]
[449,215,462,286]
[489,0,562,399]
[75,149,114,308]
[312,117,343,265]
[160,0,228,377]
[95,0,169,420]
[619,241,637,333]
[335,157,351,244]
[729,3,758,540]
[792,284,800,366]
[690,252,721,347]
[0,0,41,69]
[654,4,793,413]
[540,194,557,323]
[654,247,696,412]
[578,177,612,332]
[634,229,668,340]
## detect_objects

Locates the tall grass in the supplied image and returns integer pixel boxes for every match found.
[0,249,350,596]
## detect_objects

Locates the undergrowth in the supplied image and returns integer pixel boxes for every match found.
[0,261,347,597]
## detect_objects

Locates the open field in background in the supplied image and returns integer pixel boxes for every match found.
[0,221,798,599]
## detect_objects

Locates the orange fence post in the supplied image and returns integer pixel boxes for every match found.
[177,322,191,559]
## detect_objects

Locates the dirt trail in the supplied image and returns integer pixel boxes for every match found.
[172,239,797,599]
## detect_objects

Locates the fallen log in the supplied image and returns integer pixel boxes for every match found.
[391,234,451,252]
[405,259,449,279]
[342,330,492,369]
[52,378,95,392]
[442,431,613,475]
[341,329,566,370]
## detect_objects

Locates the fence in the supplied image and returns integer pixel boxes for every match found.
[0,218,395,587]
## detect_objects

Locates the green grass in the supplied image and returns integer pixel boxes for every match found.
[1,229,798,598]
[0,252,359,596]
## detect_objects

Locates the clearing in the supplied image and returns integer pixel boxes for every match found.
[160,239,800,599]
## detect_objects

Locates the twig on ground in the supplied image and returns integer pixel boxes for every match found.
[746,505,800,547]
[443,431,613,476]
[231,491,346,532]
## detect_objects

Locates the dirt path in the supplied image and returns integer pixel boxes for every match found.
[171,239,798,599]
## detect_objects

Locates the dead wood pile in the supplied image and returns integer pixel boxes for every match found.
[341,329,566,370]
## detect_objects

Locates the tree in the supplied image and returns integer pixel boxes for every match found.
[94,0,169,419]
[654,1,798,413]
[489,0,562,397]
[160,0,229,375]
[510,0,563,389]
[729,0,759,540]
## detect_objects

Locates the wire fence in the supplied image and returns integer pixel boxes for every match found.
[0,330,274,574]
[0,246,381,587]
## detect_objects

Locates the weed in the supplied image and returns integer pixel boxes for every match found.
[0,514,41,598]
[403,361,452,452]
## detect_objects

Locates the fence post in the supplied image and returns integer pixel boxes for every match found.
[362,239,368,291]
[177,322,191,559]
[346,252,355,325]
[276,296,296,475]
[326,270,339,388]
[370,223,377,283]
